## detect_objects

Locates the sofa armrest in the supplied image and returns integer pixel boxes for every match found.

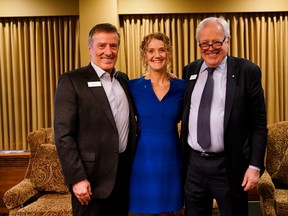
[257,170,275,199]
[3,178,40,209]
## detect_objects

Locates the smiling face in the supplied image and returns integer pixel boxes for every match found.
[198,22,230,68]
[88,31,119,73]
[145,38,168,73]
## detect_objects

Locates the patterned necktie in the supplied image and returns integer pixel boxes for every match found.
[197,67,216,150]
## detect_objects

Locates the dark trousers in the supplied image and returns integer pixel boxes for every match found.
[184,147,248,216]
[72,151,130,216]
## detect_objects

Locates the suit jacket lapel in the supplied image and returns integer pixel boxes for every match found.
[115,72,132,106]
[224,56,238,130]
[115,72,136,120]
[85,64,116,127]
[184,60,203,111]
[182,60,203,134]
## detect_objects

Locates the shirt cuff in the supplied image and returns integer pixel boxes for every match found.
[249,165,260,172]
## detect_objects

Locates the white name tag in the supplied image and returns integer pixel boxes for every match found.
[189,74,197,80]
[88,81,102,87]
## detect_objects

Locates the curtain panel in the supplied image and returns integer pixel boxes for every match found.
[1,13,287,150]
[0,16,80,150]
[119,12,288,125]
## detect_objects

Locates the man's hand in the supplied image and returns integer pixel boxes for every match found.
[72,179,92,205]
[168,72,178,79]
[241,168,260,191]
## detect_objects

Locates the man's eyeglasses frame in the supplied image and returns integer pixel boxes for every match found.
[199,37,226,50]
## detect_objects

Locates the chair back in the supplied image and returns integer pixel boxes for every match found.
[265,121,288,176]
[25,127,68,192]
[25,127,55,178]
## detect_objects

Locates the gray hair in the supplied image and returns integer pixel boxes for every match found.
[196,17,231,41]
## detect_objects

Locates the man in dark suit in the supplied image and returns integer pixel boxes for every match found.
[54,23,137,216]
[181,17,267,216]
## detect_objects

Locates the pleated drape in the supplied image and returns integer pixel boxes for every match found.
[0,16,80,150]
[1,13,287,150]
[119,12,288,125]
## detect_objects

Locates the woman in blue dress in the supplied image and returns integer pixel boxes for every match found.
[128,32,186,216]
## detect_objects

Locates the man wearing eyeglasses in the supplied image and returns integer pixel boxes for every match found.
[181,17,267,216]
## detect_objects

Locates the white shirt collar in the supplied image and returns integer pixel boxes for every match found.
[200,56,228,73]
[90,61,118,78]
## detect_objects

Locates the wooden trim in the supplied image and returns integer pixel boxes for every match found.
[0,151,30,213]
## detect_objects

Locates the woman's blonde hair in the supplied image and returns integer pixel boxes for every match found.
[140,32,172,72]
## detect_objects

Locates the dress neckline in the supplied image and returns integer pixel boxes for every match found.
[141,77,172,102]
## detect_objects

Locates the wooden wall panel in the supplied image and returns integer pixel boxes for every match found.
[0,151,30,213]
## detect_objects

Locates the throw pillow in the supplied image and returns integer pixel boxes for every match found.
[30,144,68,193]
[272,147,288,185]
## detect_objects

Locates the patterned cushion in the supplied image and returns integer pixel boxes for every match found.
[275,189,288,216]
[272,148,288,185]
[9,193,72,216]
[266,122,288,174]
[30,144,68,193]
[3,179,40,209]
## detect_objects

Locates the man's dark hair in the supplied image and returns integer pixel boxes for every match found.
[88,23,120,45]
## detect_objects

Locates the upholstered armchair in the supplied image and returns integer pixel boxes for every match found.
[3,128,72,216]
[257,121,288,216]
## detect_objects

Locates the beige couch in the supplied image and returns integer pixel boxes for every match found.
[257,121,288,216]
[3,128,72,216]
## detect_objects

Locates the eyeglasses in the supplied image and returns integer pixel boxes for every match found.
[199,37,226,50]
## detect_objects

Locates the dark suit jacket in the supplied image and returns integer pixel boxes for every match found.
[54,63,137,199]
[181,56,267,192]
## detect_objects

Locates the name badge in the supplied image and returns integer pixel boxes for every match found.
[88,81,102,87]
[189,74,197,80]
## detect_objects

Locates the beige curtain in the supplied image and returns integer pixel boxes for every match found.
[0,16,80,150]
[1,13,287,150]
[119,12,288,125]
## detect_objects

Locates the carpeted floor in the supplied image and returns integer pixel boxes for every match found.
[129,201,262,216]
[1,202,261,216]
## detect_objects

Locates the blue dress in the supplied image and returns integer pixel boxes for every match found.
[128,77,186,214]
